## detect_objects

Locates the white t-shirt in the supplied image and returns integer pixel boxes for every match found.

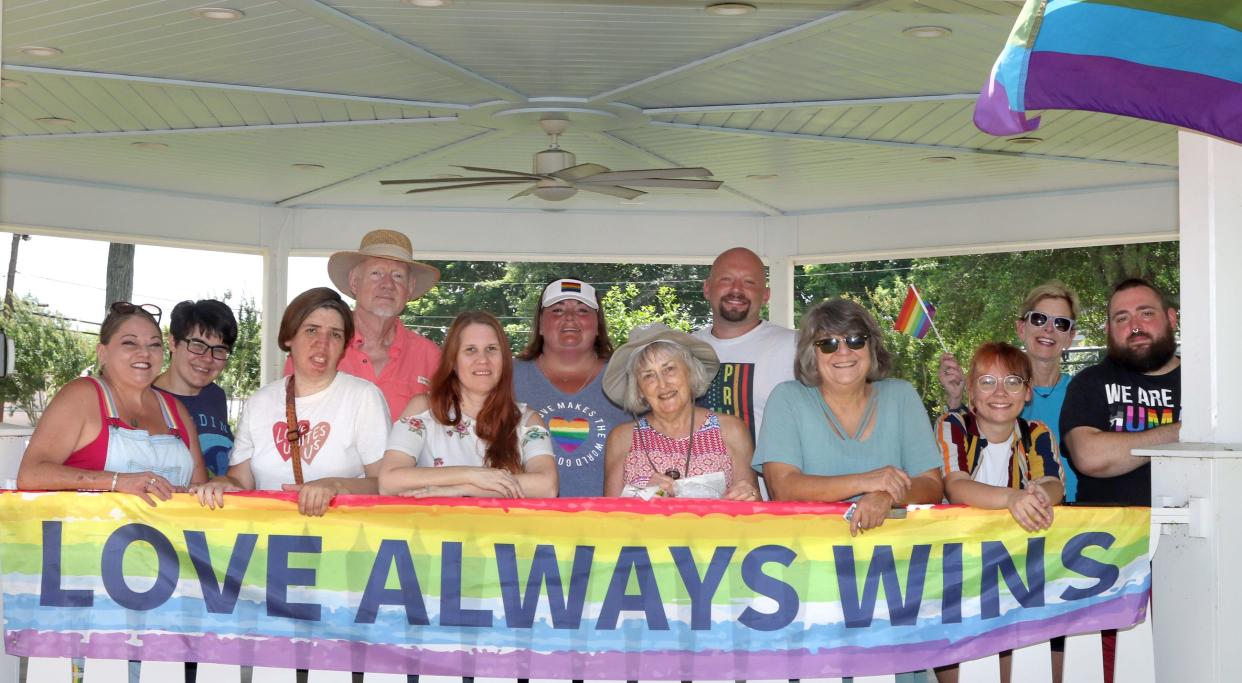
[387,404,553,469]
[692,320,797,440]
[231,373,391,491]
[972,435,1015,488]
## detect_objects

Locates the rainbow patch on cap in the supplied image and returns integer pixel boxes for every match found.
[561,281,582,293]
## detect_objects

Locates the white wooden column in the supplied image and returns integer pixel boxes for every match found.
[260,214,293,385]
[1141,131,1242,683]
[764,217,797,329]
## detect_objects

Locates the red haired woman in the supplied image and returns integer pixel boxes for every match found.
[379,311,558,498]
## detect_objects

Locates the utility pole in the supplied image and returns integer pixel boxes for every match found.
[4,234,30,313]
[104,243,136,316]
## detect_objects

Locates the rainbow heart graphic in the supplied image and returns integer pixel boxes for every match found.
[548,417,590,453]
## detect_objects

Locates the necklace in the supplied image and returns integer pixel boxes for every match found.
[1032,384,1056,399]
[538,356,598,395]
[644,409,695,480]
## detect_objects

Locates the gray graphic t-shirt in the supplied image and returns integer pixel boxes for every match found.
[512,359,630,497]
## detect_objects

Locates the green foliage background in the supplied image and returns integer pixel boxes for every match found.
[0,297,93,426]
[401,241,1179,412]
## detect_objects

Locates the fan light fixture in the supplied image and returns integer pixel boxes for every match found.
[0,79,27,89]
[706,3,757,16]
[403,0,453,6]
[922,155,957,163]
[746,173,779,180]
[192,7,246,20]
[902,26,952,39]
[36,117,75,126]
[532,183,577,202]
[1007,136,1043,145]
[291,163,326,170]
[131,141,170,150]
[18,46,64,57]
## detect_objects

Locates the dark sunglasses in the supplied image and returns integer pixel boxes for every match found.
[1022,310,1074,333]
[814,333,869,354]
[110,301,162,325]
[183,337,231,361]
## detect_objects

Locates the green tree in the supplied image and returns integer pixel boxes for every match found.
[0,297,93,426]
[216,293,262,410]
[601,284,696,346]
[403,260,712,350]
[795,241,1180,411]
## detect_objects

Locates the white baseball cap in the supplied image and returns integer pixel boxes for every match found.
[541,279,599,310]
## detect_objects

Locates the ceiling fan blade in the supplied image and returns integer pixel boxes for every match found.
[550,163,610,181]
[590,178,724,190]
[455,165,546,180]
[403,180,532,195]
[382,176,535,185]
[509,185,537,199]
[579,185,646,200]
[577,167,715,183]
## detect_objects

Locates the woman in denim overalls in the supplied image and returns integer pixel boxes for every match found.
[18,302,208,502]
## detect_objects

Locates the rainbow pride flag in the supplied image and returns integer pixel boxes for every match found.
[0,492,1151,678]
[894,284,935,339]
[974,0,1242,144]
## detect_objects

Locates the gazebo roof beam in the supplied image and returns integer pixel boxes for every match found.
[274,0,525,102]
[2,65,471,111]
[0,117,460,142]
[274,129,502,207]
[649,121,1178,170]
[643,93,979,115]
[589,0,883,105]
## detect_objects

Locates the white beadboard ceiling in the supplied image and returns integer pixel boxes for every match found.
[0,0,1178,216]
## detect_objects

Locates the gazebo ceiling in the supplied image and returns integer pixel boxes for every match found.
[0,0,1178,216]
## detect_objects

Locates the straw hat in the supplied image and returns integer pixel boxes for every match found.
[602,323,720,406]
[327,230,440,301]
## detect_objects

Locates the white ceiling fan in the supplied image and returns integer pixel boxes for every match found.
[380,116,723,202]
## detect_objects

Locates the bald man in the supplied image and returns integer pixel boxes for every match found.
[693,247,797,442]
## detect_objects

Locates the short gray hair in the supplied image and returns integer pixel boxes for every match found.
[795,298,892,386]
[615,340,712,413]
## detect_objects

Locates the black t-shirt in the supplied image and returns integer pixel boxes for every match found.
[1060,357,1180,505]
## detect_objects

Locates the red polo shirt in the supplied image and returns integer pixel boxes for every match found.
[284,324,441,418]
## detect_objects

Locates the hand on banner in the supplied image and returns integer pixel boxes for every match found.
[850,491,894,536]
[191,478,242,510]
[646,471,678,498]
[115,472,175,507]
[1006,486,1054,532]
[938,353,965,410]
[283,480,341,517]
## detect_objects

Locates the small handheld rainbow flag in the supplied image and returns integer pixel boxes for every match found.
[894,284,948,351]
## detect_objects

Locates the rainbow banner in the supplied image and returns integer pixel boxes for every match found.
[0,492,1151,678]
[894,284,935,339]
[974,0,1242,144]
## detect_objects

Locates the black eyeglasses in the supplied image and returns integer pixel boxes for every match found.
[814,334,869,354]
[1022,310,1075,333]
[183,337,231,361]
[110,301,162,325]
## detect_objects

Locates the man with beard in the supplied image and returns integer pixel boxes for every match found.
[289,229,442,417]
[1062,278,1181,506]
[693,247,796,446]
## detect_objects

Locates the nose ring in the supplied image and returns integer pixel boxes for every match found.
[1131,327,1141,335]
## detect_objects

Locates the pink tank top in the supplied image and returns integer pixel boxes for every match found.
[64,377,190,472]
[624,412,733,488]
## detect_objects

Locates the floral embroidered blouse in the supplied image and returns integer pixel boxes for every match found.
[386,403,553,469]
